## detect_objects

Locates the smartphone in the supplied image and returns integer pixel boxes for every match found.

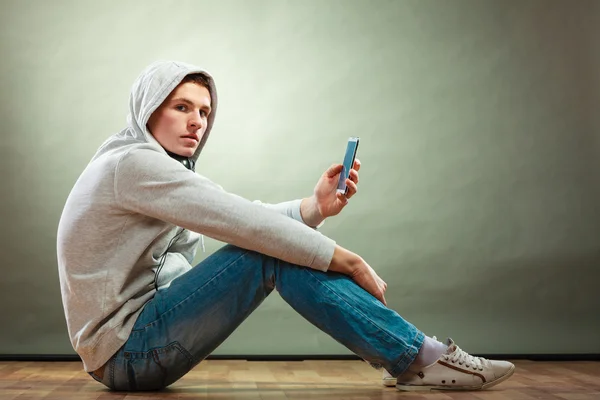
[337,137,360,195]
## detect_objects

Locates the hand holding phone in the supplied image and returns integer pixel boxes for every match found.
[337,137,360,195]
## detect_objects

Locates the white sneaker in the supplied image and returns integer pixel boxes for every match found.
[382,369,396,387]
[396,337,515,391]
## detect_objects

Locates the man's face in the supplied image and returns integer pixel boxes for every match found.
[147,82,212,158]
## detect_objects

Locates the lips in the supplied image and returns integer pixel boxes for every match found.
[182,134,199,142]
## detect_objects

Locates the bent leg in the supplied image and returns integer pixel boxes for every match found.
[273,258,425,377]
[104,245,278,390]
[104,244,423,390]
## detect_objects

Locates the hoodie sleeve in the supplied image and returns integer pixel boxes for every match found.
[252,199,325,229]
[114,148,335,271]
[196,181,322,229]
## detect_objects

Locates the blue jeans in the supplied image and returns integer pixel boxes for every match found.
[89,244,425,391]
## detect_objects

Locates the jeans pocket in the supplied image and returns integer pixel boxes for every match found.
[121,341,193,391]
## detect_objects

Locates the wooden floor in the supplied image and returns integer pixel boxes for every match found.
[0,359,599,399]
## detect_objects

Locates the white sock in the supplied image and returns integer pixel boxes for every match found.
[412,336,448,366]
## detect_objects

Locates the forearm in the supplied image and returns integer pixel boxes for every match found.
[328,244,361,276]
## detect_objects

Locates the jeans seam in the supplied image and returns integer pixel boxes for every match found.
[109,356,116,389]
[123,341,193,363]
[301,268,415,351]
[389,329,425,377]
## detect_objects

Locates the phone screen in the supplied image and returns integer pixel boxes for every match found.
[337,137,360,194]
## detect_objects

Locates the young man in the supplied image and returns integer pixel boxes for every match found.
[57,60,515,392]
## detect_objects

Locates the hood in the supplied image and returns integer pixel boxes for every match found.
[93,60,218,169]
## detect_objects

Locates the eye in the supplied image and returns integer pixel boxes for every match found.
[200,110,208,117]
[175,105,187,112]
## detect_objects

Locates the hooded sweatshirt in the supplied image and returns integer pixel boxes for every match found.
[56,60,337,372]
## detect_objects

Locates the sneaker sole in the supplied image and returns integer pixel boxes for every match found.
[382,377,396,387]
[396,364,515,391]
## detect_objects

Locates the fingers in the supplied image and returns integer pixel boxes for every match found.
[351,263,386,306]
[344,179,358,199]
[379,278,387,305]
[371,286,386,306]
[336,191,349,205]
[326,164,343,178]
[327,163,360,190]
[328,162,360,179]
[374,287,387,306]
[348,169,359,184]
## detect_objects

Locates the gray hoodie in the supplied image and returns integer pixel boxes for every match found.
[56,60,336,372]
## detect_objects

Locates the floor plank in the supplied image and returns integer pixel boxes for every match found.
[0,360,598,399]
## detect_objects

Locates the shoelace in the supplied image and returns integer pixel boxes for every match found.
[443,344,486,371]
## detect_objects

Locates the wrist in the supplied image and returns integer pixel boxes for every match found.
[300,196,324,228]
[328,245,361,275]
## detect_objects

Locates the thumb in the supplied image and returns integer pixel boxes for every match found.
[326,164,343,178]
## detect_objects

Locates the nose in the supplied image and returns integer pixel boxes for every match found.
[189,112,204,131]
